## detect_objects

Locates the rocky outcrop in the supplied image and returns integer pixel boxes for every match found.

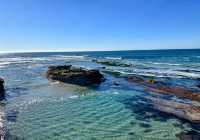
[147,97,200,123]
[147,86,200,102]
[46,65,105,86]
[127,75,200,102]
[0,78,4,99]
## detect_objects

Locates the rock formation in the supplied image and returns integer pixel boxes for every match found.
[46,65,105,86]
[0,78,4,99]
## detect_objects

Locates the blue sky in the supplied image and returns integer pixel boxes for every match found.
[0,0,200,52]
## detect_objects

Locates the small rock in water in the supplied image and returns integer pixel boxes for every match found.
[0,77,5,99]
[127,75,145,83]
[197,84,200,88]
[113,82,120,86]
[148,79,157,84]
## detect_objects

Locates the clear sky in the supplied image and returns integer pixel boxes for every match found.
[0,0,200,52]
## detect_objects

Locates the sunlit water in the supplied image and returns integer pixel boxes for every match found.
[0,49,200,140]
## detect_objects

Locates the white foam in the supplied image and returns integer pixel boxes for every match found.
[150,62,181,66]
[69,95,79,99]
[105,57,122,60]
[50,81,60,85]
[113,92,119,95]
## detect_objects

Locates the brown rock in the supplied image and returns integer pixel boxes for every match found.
[148,97,200,123]
[127,75,145,84]
[148,86,200,102]
[127,75,200,102]
[148,79,157,84]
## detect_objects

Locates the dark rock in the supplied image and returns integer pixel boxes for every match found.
[0,77,5,99]
[176,130,200,140]
[148,79,157,84]
[113,82,120,86]
[127,75,145,83]
[46,65,105,86]
[197,84,200,88]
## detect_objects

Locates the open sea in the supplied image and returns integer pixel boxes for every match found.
[0,49,200,140]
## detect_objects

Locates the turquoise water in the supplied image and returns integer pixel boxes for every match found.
[6,89,189,140]
[0,49,200,139]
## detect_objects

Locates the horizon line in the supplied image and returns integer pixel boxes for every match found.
[0,48,200,54]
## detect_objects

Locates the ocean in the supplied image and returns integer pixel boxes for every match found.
[0,49,200,140]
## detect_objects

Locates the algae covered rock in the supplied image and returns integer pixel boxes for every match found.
[93,59,133,67]
[46,65,105,86]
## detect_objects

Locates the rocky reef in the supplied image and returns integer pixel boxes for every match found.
[46,65,105,86]
[0,78,4,99]
[93,59,133,67]
[127,75,200,102]
[102,71,200,123]
[147,97,200,123]
[127,75,200,123]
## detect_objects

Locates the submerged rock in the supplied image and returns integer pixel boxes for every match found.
[113,82,120,86]
[93,59,133,67]
[148,97,200,123]
[103,70,123,77]
[0,78,5,99]
[127,75,145,83]
[46,65,105,86]
[176,130,200,140]
[197,84,200,88]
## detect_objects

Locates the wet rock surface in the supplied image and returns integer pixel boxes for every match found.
[126,75,200,123]
[148,86,200,102]
[0,78,5,99]
[127,75,200,102]
[46,65,105,86]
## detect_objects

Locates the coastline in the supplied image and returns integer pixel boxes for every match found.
[0,49,200,139]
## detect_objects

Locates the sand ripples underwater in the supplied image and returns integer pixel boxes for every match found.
[0,50,200,140]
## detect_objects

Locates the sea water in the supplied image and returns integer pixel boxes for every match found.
[0,49,200,140]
